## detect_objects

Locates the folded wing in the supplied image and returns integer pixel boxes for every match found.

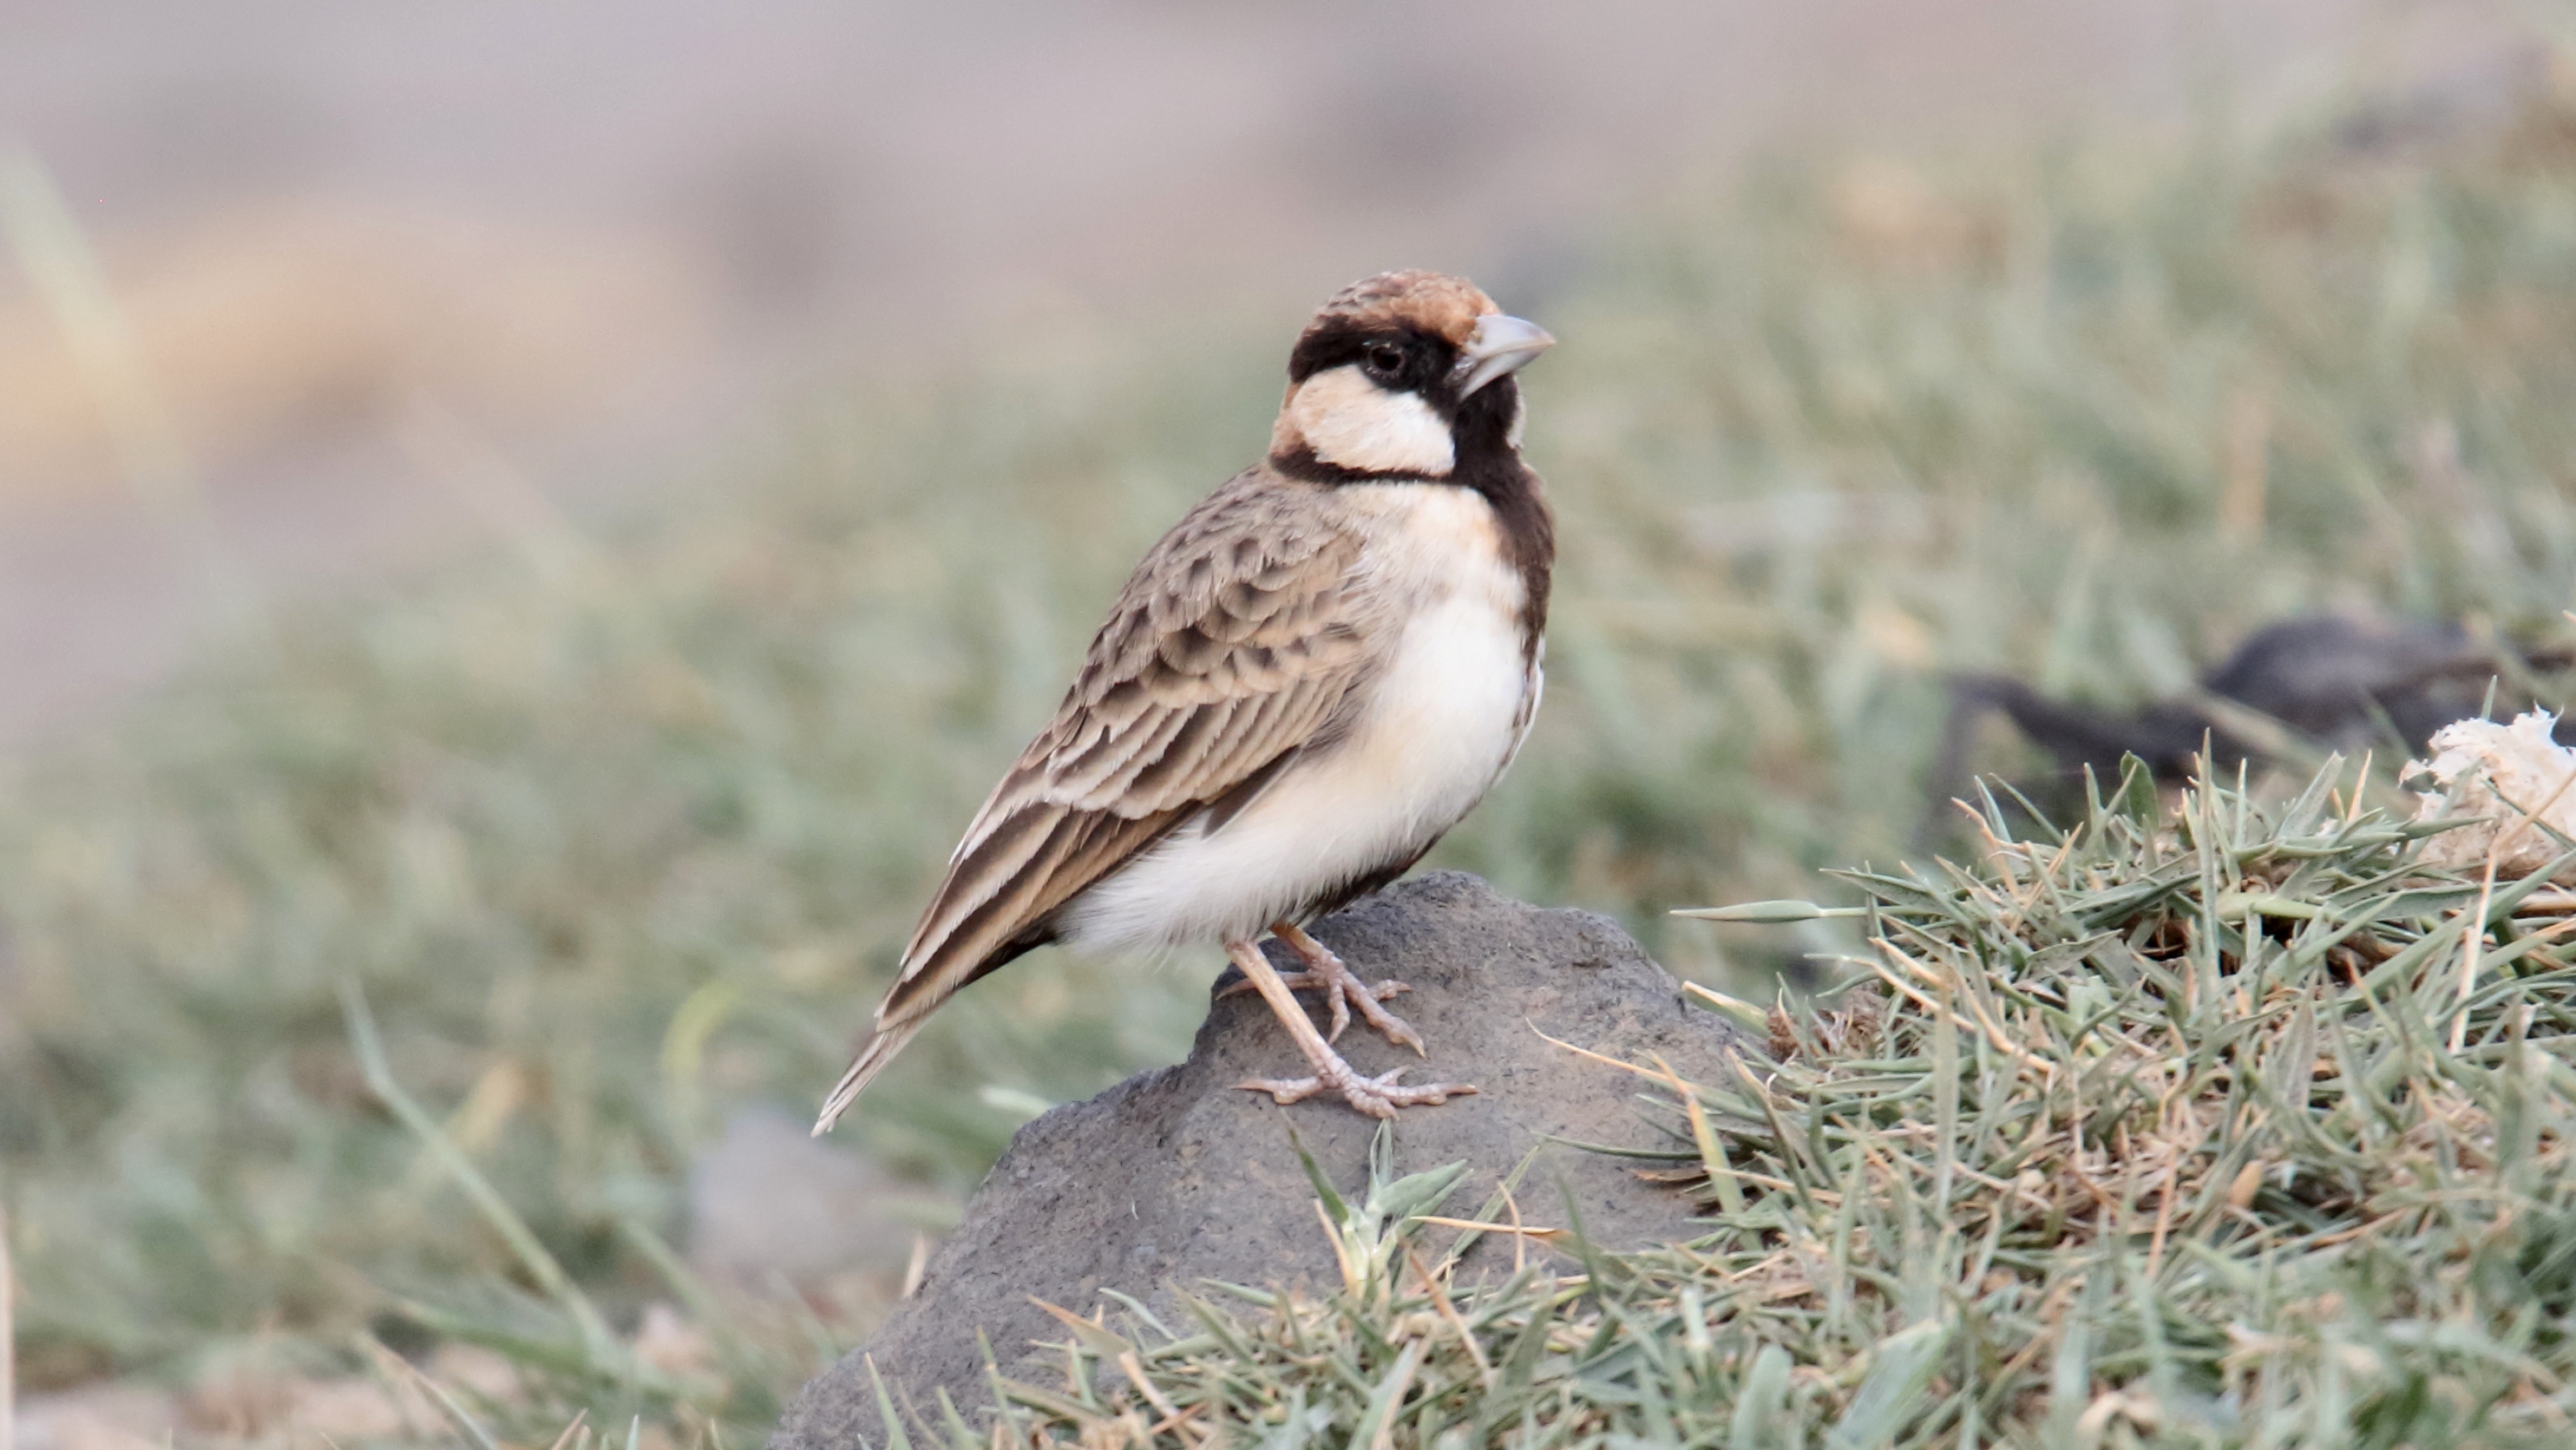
[816,475,1375,1129]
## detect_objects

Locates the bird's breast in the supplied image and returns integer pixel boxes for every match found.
[1053,483,1540,953]
[1325,482,1537,815]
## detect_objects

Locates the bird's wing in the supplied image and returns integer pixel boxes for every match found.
[815,472,1377,1128]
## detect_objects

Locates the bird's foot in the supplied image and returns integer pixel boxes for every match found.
[1221,968,1415,1048]
[1218,923,1427,1053]
[1218,935,1469,1119]
[1237,1061,1476,1119]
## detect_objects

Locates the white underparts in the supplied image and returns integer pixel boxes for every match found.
[1059,485,1535,952]
[1285,365,1455,476]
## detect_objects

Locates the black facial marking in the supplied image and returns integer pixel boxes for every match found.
[1274,312,1554,656]
[1282,316,1528,469]
[1288,321,1453,393]
[1270,371,1521,485]
[1448,385,1555,656]
[1449,372,1520,453]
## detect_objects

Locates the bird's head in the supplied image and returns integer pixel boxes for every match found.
[1269,271,1554,481]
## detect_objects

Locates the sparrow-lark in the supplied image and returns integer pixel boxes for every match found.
[817,271,1554,1126]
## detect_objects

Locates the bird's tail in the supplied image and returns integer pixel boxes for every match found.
[812,1018,929,1136]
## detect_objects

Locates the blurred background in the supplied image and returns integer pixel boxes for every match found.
[0,0,2524,736]
[4,1,2574,1446]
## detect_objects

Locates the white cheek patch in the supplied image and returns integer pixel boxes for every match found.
[1288,365,1454,477]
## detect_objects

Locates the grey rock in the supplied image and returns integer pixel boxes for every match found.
[775,872,1756,1444]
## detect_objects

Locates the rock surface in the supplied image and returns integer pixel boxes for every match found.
[774,872,1757,1443]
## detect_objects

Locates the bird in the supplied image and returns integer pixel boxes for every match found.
[814,271,1555,1130]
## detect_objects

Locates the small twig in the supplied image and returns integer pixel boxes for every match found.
[1649,1051,1743,1217]
[901,1232,934,1300]
[2513,888,2576,915]
[2143,1160,2179,1283]
[1115,1352,1184,1432]
[1685,1165,1819,1198]
[1413,1217,1566,1239]
[1528,1021,1668,1079]
[1501,1184,1528,1276]
[2304,1208,2414,1250]
[1314,1198,1360,1291]
[1404,1244,1493,1390]
[1143,1402,1206,1443]
[2456,853,2506,1054]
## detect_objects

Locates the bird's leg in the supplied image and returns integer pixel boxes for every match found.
[1273,920,1426,1053]
[1216,922,1423,1050]
[1222,938,1473,1119]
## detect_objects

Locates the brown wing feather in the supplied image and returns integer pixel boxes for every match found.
[814,469,1377,1130]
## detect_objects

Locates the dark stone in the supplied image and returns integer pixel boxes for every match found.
[773,872,1757,1445]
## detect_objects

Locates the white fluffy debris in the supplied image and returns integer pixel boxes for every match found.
[2405,710,2576,880]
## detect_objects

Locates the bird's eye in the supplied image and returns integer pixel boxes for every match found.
[1364,344,1405,379]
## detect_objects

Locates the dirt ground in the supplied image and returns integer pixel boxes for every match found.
[0,0,2521,740]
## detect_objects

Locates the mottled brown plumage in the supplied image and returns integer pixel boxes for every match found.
[882,475,1375,1020]
[818,272,1555,1129]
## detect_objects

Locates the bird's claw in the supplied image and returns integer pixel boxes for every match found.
[1223,971,1407,1003]
[1236,1065,1477,1119]
[1222,955,1425,1053]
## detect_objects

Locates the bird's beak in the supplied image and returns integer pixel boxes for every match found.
[1452,313,1555,397]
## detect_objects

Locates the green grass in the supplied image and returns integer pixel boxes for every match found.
[10,58,2576,1448]
[978,759,2576,1448]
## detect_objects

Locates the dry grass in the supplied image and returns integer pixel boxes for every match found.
[975,758,2576,1447]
